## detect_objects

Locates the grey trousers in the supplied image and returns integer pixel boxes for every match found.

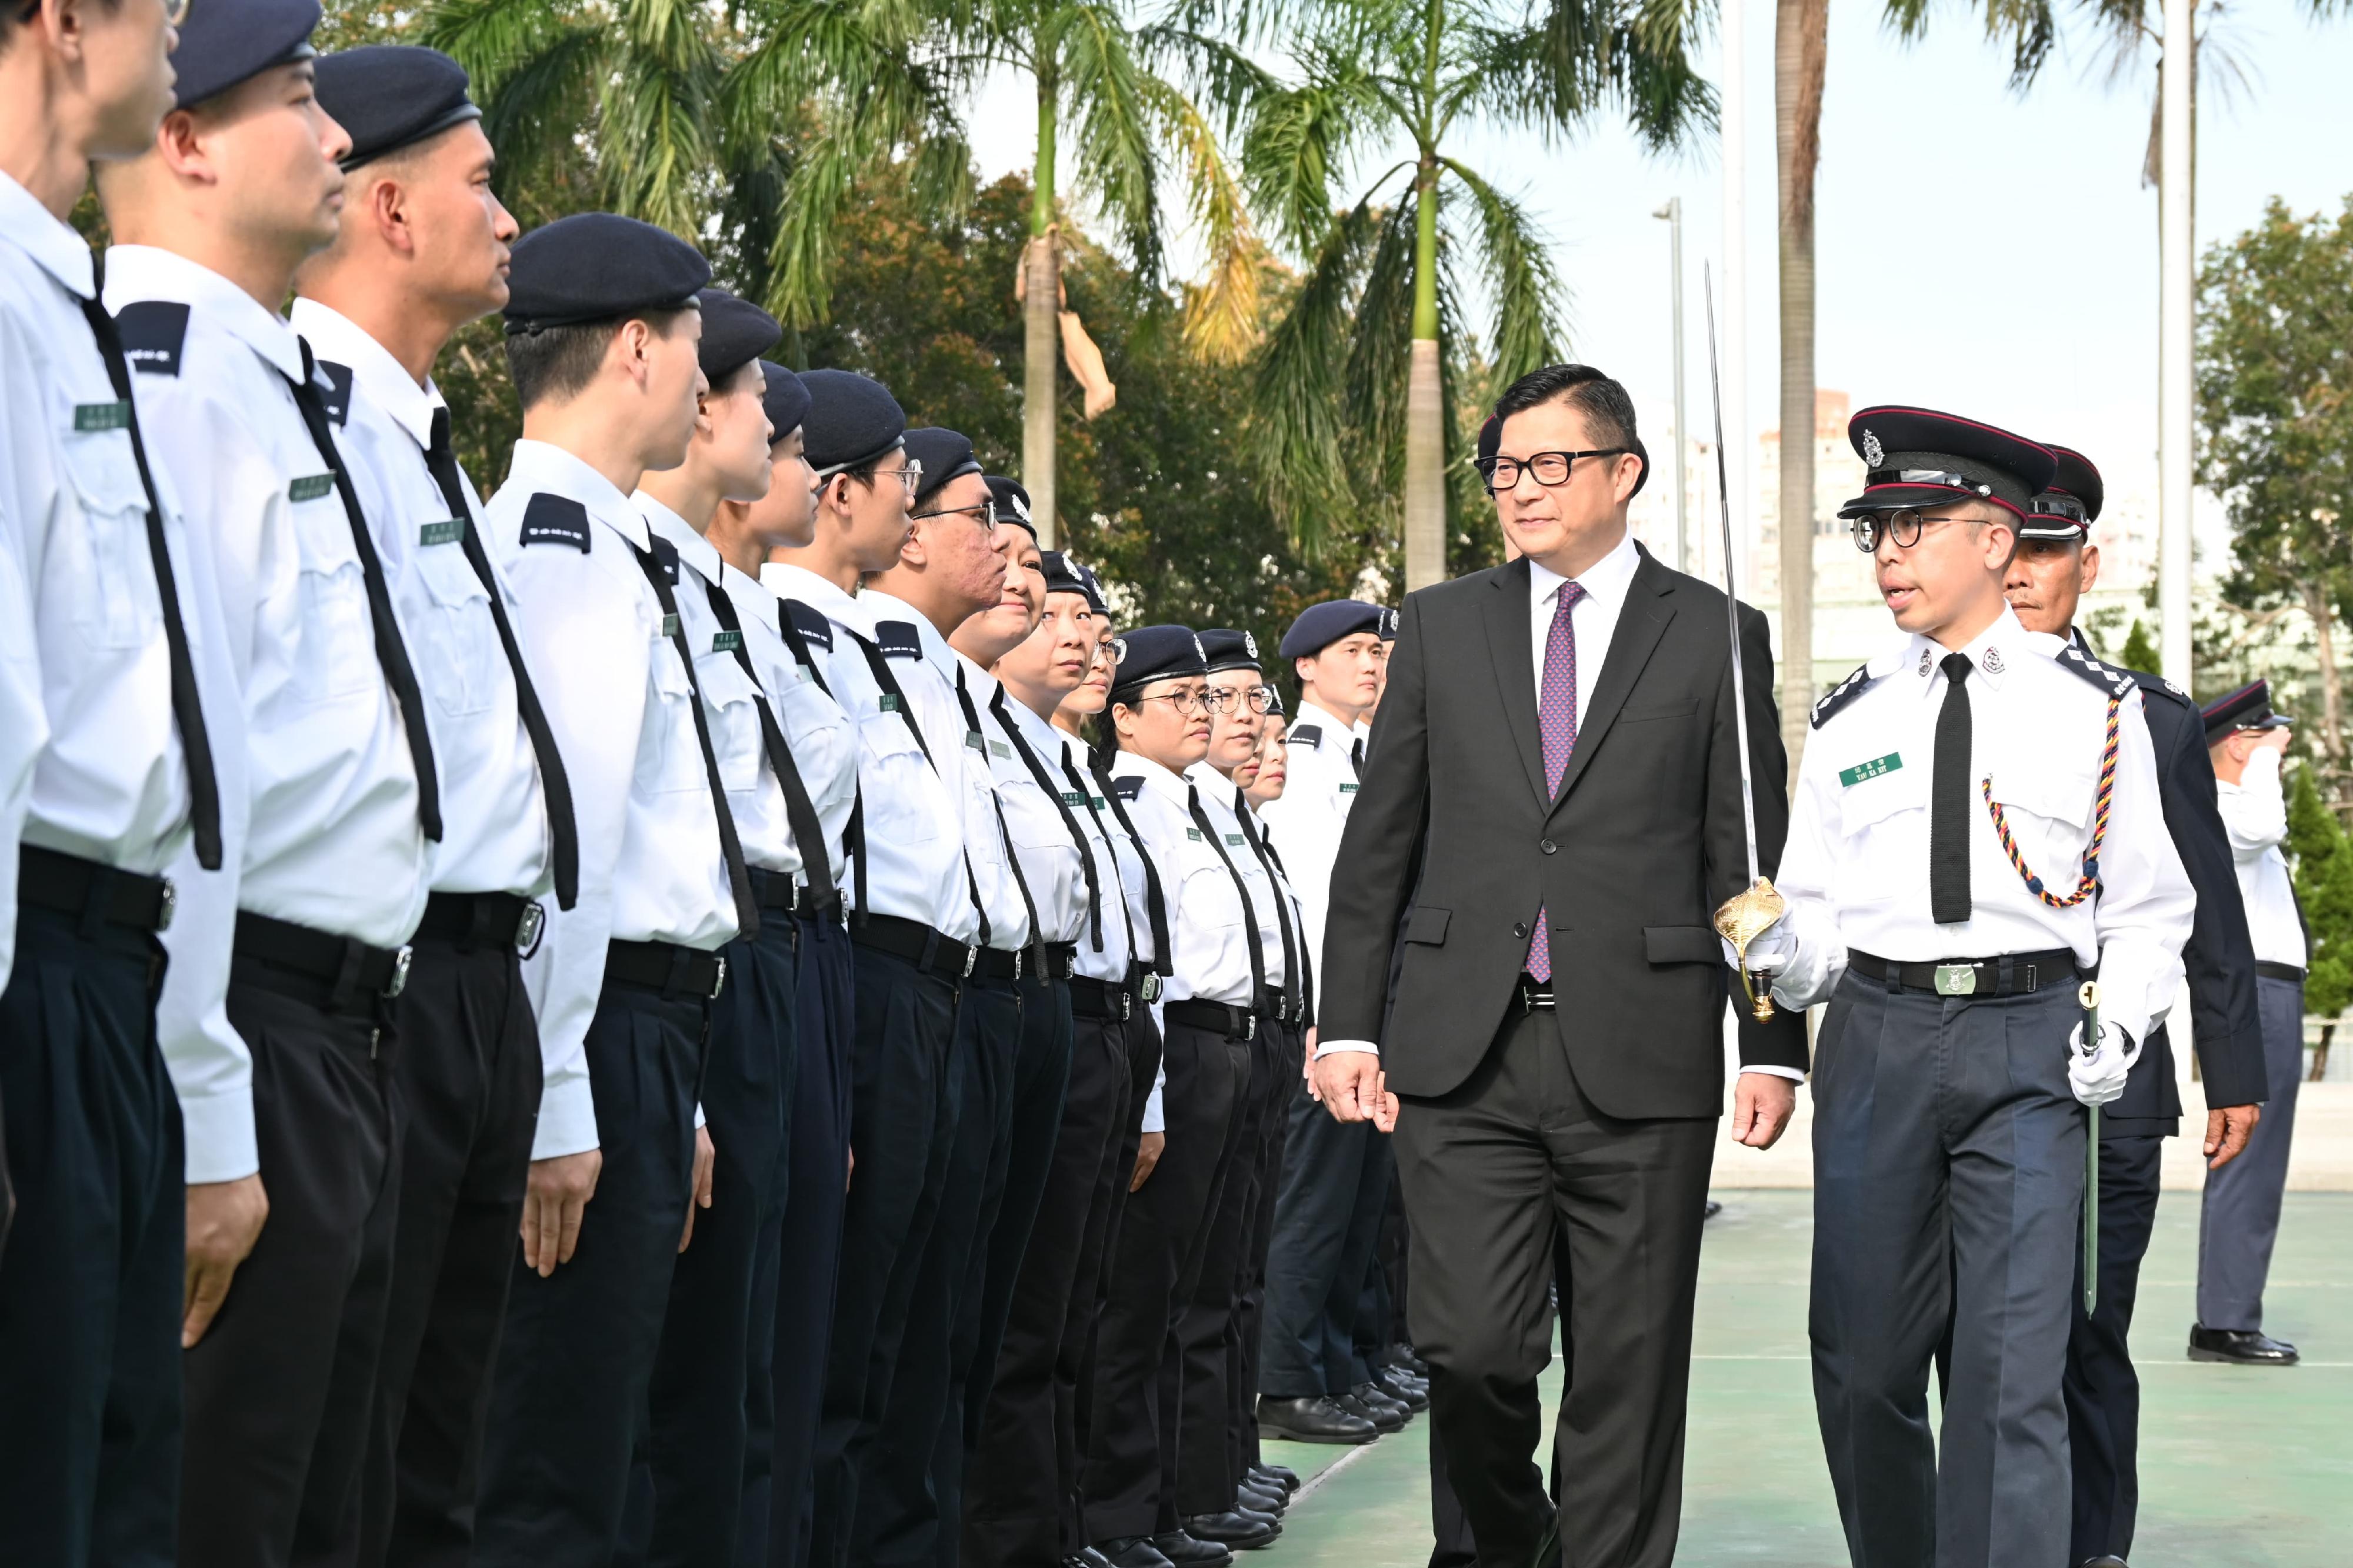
[2196,973,2304,1330]
[1811,973,2085,1568]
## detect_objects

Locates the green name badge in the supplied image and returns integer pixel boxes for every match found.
[712,630,743,653]
[1062,790,1086,807]
[1185,827,1204,841]
[289,473,336,502]
[73,401,132,432]
[1226,833,1245,847]
[658,613,680,638]
[879,693,901,712]
[965,731,986,752]
[1339,782,1359,794]
[1838,753,1902,788]
[1091,796,1106,810]
[418,519,466,548]
[989,738,1011,760]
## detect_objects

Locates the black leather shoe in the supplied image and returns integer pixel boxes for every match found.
[1257,1393,1376,1443]
[1186,1512,1279,1549]
[1353,1381,1412,1423]
[1237,1480,1287,1514]
[1250,1462,1301,1493]
[1375,1366,1431,1410]
[2079,1557,2131,1567]
[1079,1552,1117,1568]
[1151,1530,1235,1566]
[2188,1325,2300,1365]
[1094,1537,1176,1568]
[1335,1390,1405,1433]
[1385,1342,1429,1377]
[1704,1198,1724,1219]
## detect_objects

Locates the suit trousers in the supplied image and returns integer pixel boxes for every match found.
[1428,1224,1570,1568]
[1231,1020,1304,1475]
[0,908,181,1568]
[1392,1005,1712,1568]
[762,910,855,1568]
[624,913,800,1567]
[183,966,398,1568]
[964,1002,1134,1568]
[472,979,708,1566]
[1068,1010,1160,1553]
[2196,974,2305,1331]
[2062,1132,2164,1566]
[856,972,1021,1568]
[1084,1016,1247,1543]
[1174,1020,1271,1514]
[810,940,960,1568]
[1261,1089,1384,1398]
[354,926,542,1568]
[1811,975,2084,1568]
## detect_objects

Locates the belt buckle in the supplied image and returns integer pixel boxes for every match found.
[514,900,546,955]
[961,943,977,980]
[1932,963,1978,997]
[1119,992,1132,1020]
[156,878,176,933]
[1012,949,1025,981]
[1242,1011,1257,1042]
[385,944,414,999]
[710,953,728,1000]
[1140,972,1163,1004]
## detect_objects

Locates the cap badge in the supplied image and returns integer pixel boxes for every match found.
[1861,430,1885,468]
[1918,648,1932,677]
[1111,636,1129,666]
[1984,646,2005,674]
[1244,631,1259,659]
[1011,492,1031,522]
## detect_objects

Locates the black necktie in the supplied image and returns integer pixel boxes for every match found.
[991,688,1101,950]
[956,668,1045,967]
[699,571,833,899]
[1188,784,1268,1007]
[283,347,441,841]
[849,633,991,945]
[1931,652,1974,925]
[1096,760,1172,979]
[1349,736,1364,779]
[1234,787,1301,1019]
[76,296,221,870]
[422,409,578,908]
[773,601,862,918]
[1255,825,1313,1017]
[1064,753,1137,961]
[629,541,758,939]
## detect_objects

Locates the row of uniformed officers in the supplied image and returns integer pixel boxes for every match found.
[0,5,1424,1566]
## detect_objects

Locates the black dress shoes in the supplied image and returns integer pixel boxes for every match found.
[1336,1389,1405,1433]
[1384,1342,1429,1377]
[1079,1552,1117,1568]
[1257,1393,1377,1443]
[1151,1530,1236,1566]
[1374,1365,1430,1410]
[1094,1537,1176,1568]
[1250,1461,1301,1493]
[1353,1381,1413,1424]
[2079,1556,2131,1567]
[1187,1511,1280,1549]
[1704,1198,1724,1219]
[1237,1480,1287,1514]
[2188,1325,2300,1365]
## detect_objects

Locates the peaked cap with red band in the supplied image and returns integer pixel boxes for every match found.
[1835,405,2055,522]
[2019,443,2104,541]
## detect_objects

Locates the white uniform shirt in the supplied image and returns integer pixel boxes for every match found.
[1257,696,1359,992]
[1054,732,1135,983]
[2218,748,2307,969]
[985,690,1094,948]
[1771,607,2195,1046]
[486,441,739,1159]
[1108,753,1264,1009]
[932,649,1033,952]
[1249,795,1314,1015]
[1185,763,1287,991]
[639,496,793,875]
[289,298,551,899]
[720,561,856,892]
[760,564,977,940]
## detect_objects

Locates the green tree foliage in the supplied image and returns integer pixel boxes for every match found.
[2119,618,2162,678]
[2287,763,2353,1070]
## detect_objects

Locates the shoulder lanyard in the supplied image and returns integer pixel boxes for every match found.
[989,687,1102,950]
[955,667,1045,969]
[1186,783,1268,1008]
[849,631,991,947]
[699,572,833,898]
[1232,787,1302,1020]
[1095,759,1173,983]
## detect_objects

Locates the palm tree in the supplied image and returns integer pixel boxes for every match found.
[1242,0,1713,588]
[1774,0,1827,767]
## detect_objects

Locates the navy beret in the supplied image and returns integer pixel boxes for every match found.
[1070,559,1109,616]
[1279,599,1386,660]
[758,363,810,439]
[1039,550,1088,600]
[2200,679,2293,744]
[173,0,319,110]
[315,46,479,171]
[902,429,982,510]
[695,289,782,385]
[1838,406,2056,522]
[1109,625,1208,699]
[800,369,906,476]
[2019,443,2104,541]
[503,213,710,336]
[1199,628,1262,674]
[986,476,1035,538]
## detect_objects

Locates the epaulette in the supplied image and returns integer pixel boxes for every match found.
[1111,776,1145,802]
[116,301,190,377]
[783,599,834,652]
[1289,723,1323,749]
[872,619,922,660]
[647,532,681,584]
[518,493,591,552]
[314,361,355,426]
[2054,640,2135,700]
[2098,652,2193,712]
[1809,663,1879,730]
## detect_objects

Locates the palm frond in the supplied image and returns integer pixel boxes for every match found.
[1134,74,1264,362]
[1060,3,1166,283]
[1437,158,1569,377]
[1241,72,1390,256]
[1457,0,1715,151]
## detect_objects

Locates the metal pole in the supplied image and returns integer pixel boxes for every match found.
[1721,0,1751,595]
[1655,199,1688,573]
[2158,0,2195,682]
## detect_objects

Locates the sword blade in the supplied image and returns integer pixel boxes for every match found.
[1702,265,1762,887]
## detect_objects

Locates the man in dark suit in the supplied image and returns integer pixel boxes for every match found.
[1315,365,1809,1568]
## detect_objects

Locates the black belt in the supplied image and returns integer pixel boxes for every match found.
[1848,948,2077,998]
[974,946,1025,982]
[19,845,174,933]
[415,890,543,952]
[851,912,978,980]
[1166,997,1257,1040]
[1261,990,1305,1026]
[793,882,841,919]
[1041,942,1078,981]
[233,909,412,1009]
[1069,974,1132,1020]
[605,938,727,1000]
[2257,960,2306,984]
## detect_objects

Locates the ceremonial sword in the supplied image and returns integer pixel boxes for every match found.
[1700,265,1785,1022]
[2079,979,2102,1315]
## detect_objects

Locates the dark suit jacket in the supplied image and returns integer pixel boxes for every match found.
[1321,545,1809,1117]
[2100,653,2269,1132]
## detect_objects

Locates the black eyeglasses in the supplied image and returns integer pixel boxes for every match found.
[1134,687,1239,716]
[909,499,998,529]
[1242,685,1277,714]
[1476,448,1631,495]
[1849,509,1990,552]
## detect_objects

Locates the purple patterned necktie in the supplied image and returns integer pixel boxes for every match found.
[1527,581,1586,982]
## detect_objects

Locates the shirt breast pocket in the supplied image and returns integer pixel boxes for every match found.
[859,712,938,842]
[694,653,765,795]
[1182,858,1246,930]
[411,545,497,717]
[1984,759,2097,889]
[639,638,711,795]
[290,489,377,703]
[56,428,160,650]
[1837,762,1926,907]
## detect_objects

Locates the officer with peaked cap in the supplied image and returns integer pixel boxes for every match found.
[1740,406,2195,1568]
[468,215,747,1564]
[96,5,448,1557]
[292,45,585,1563]
[1999,445,2267,1566]
[0,0,220,1559]
[2192,676,2309,1373]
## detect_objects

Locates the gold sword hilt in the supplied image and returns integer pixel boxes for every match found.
[1713,876,1788,1023]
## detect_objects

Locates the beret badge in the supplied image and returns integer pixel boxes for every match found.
[1861,429,1885,468]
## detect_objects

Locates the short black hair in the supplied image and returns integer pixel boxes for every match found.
[2,0,122,52]
[505,306,691,411]
[1492,363,1639,452]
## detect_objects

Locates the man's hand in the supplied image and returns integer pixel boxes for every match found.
[2205,1103,2260,1170]
[1130,1131,1165,1192]
[846,1146,855,1193]
[1304,1027,1319,1096]
[1370,1070,1399,1135]
[184,1173,269,1348]
[1313,1050,1384,1125]
[1730,1073,1797,1150]
[521,1149,602,1277]
[680,1125,716,1252]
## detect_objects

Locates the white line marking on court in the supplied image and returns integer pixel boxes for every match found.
[1292,1437,1382,1503]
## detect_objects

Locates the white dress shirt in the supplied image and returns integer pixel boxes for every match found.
[290,296,551,899]
[1055,733,1136,983]
[985,690,1093,948]
[1185,763,1287,990]
[2218,748,2307,969]
[1769,606,2195,1046]
[486,441,739,1159]
[1525,527,1642,718]
[720,561,857,891]
[1255,696,1359,1001]
[1109,753,1262,1009]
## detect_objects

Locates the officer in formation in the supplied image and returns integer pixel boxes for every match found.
[1744,406,2196,1568]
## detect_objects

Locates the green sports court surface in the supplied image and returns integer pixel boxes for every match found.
[1262,1190,2350,1567]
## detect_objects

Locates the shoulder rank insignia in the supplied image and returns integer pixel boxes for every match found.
[1289,723,1323,749]
[872,619,922,660]
[783,599,834,652]
[2054,640,2135,699]
[518,493,591,552]
[1112,776,1145,802]
[115,301,191,378]
[314,361,355,426]
[1809,663,1879,730]
[647,533,681,584]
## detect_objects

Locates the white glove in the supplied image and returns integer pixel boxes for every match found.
[1720,923,1794,974]
[2067,1021,2141,1107]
